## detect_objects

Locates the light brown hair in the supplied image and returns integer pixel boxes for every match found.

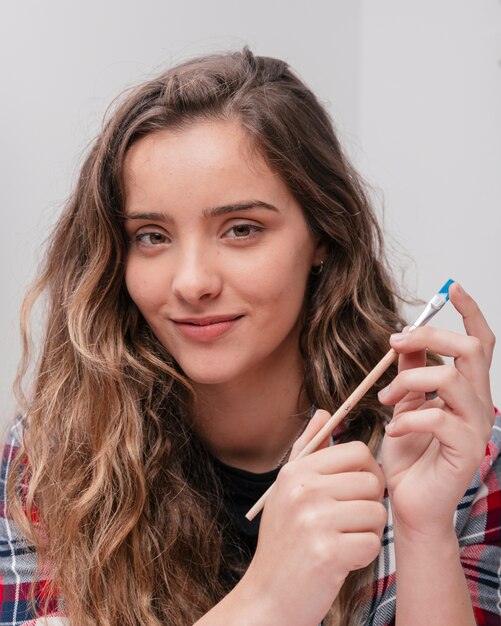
[10,47,413,625]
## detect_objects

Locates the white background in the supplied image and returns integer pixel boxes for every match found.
[1,0,500,427]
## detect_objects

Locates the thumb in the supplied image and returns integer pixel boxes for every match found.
[288,409,332,462]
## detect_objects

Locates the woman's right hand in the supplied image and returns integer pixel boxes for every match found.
[242,409,386,626]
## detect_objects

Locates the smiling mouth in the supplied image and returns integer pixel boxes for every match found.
[171,315,244,341]
[172,315,243,326]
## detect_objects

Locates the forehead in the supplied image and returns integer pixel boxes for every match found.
[122,118,297,218]
[124,119,268,185]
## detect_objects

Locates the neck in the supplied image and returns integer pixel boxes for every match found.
[191,348,310,473]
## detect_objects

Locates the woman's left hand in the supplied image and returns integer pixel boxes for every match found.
[379,282,496,537]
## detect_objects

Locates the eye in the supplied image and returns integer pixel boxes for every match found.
[224,224,264,239]
[134,231,170,248]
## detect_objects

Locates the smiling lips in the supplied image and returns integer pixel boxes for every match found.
[171,315,243,341]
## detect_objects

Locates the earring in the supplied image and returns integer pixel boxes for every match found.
[310,260,324,275]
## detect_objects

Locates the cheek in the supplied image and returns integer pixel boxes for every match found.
[243,245,312,312]
[124,259,166,313]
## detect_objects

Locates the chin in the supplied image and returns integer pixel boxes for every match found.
[175,359,252,385]
[182,370,239,386]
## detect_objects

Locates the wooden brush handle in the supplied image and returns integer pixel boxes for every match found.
[245,348,397,521]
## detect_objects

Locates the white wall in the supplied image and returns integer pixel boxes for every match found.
[356,0,501,401]
[0,0,361,423]
[1,1,499,425]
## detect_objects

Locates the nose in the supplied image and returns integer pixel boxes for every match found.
[171,246,223,304]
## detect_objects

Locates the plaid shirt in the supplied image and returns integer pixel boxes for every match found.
[1,410,500,626]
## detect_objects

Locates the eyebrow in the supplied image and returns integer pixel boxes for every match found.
[122,200,279,222]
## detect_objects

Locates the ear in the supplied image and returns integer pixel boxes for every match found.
[312,238,327,266]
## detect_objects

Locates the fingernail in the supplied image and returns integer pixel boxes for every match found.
[378,384,391,399]
[390,333,406,342]
[385,420,396,432]
[455,283,463,294]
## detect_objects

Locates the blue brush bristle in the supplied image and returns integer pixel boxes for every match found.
[438,278,455,301]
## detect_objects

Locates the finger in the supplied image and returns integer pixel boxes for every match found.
[329,500,387,534]
[289,409,331,461]
[378,365,489,430]
[398,343,426,372]
[316,471,384,501]
[395,344,428,409]
[290,441,383,481]
[449,282,496,366]
[385,407,487,470]
[389,326,492,407]
[337,532,383,571]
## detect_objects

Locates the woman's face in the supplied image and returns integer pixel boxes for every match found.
[123,119,323,386]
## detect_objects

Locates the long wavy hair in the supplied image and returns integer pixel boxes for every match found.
[9,48,413,625]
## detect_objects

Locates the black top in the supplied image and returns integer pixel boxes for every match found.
[212,457,280,563]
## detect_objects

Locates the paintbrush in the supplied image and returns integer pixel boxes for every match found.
[245,279,455,521]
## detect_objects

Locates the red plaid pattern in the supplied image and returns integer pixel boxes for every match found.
[1,410,500,625]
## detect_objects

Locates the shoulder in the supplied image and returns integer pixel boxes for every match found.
[0,415,26,529]
[0,415,26,532]
[455,406,501,538]
[1,414,24,463]
[454,407,501,625]
[0,416,63,624]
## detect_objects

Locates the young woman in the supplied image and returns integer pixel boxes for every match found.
[1,48,499,626]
